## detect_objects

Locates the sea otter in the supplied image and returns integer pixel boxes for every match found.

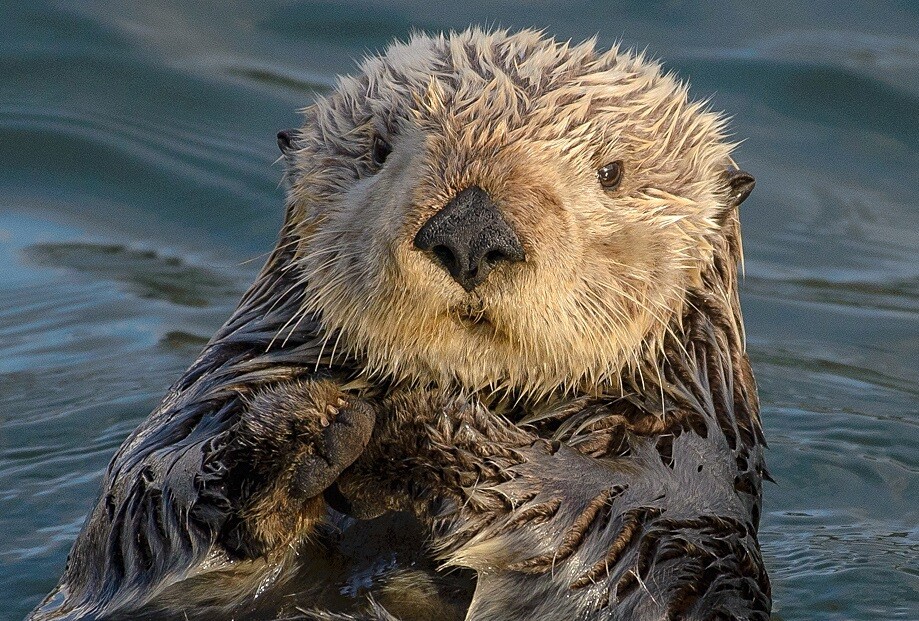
[30,28,769,621]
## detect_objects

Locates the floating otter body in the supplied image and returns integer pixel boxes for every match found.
[30,29,769,621]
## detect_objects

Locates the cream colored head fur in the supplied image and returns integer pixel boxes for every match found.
[282,28,740,398]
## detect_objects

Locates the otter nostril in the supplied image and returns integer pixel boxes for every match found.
[432,245,457,272]
[484,249,504,265]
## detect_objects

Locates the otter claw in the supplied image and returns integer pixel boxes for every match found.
[322,404,339,425]
[296,399,375,499]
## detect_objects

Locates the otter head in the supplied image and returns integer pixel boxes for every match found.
[277,29,754,397]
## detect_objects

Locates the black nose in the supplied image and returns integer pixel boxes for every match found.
[413,186,525,292]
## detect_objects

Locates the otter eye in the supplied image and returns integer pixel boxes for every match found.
[371,135,392,168]
[597,160,624,190]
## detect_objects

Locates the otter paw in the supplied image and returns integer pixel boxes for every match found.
[241,380,376,499]
[294,396,376,499]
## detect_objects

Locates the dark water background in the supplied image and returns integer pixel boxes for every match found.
[1,1,917,619]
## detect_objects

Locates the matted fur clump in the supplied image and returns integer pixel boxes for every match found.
[31,28,768,621]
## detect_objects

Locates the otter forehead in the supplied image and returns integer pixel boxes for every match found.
[283,28,744,396]
[291,29,732,222]
[327,29,682,135]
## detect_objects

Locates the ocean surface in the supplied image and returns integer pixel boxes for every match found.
[1,1,916,619]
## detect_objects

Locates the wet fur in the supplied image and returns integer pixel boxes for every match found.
[31,29,769,621]
[325,217,769,620]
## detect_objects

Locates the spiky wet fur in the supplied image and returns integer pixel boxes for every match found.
[31,28,768,621]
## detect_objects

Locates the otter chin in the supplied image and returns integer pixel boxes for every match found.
[31,28,767,621]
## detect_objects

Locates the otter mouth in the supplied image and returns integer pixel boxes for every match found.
[453,296,490,326]
[457,310,491,329]
[445,293,497,334]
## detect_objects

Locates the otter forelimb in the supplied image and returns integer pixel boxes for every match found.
[28,238,376,620]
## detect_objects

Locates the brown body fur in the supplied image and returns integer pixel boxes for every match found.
[31,29,768,621]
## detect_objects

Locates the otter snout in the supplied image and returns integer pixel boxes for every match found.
[413,186,524,291]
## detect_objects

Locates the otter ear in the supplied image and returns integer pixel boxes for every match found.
[723,168,755,208]
[277,129,297,153]
[277,129,299,169]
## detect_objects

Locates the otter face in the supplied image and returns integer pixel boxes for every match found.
[281,29,750,397]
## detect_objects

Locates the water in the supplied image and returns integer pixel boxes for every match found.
[1,1,916,619]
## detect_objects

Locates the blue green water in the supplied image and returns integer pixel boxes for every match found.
[1,1,917,619]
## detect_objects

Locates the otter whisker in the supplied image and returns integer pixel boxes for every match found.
[238,237,301,267]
